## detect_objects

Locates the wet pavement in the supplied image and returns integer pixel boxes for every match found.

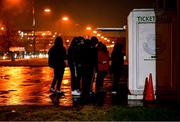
[0,66,143,107]
[0,66,81,106]
[0,66,54,106]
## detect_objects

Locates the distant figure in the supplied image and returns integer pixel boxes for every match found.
[48,36,66,94]
[110,42,124,94]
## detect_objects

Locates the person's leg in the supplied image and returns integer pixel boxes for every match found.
[76,65,82,91]
[56,68,65,91]
[95,71,106,105]
[70,66,76,91]
[90,67,96,93]
[50,68,58,89]
[96,71,106,92]
[87,67,95,93]
[96,72,101,92]
[81,66,94,104]
[112,72,121,91]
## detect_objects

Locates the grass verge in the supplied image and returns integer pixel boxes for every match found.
[0,105,179,121]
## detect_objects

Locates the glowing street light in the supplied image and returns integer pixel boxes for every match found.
[101,36,104,39]
[4,0,22,7]
[85,26,92,39]
[32,0,35,53]
[60,16,70,38]
[86,26,92,31]
[42,33,46,36]
[97,33,101,37]
[31,0,51,54]
[62,16,69,21]
[93,30,97,34]
[1,26,5,31]
[44,8,51,13]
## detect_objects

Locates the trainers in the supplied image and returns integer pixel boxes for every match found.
[90,91,95,95]
[50,88,55,93]
[56,90,61,94]
[111,91,117,94]
[56,90,65,96]
[72,90,81,96]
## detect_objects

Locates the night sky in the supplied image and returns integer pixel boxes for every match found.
[0,0,154,36]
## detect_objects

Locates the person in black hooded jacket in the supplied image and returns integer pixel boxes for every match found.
[80,37,98,104]
[48,36,66,94]
[110,42,124,94]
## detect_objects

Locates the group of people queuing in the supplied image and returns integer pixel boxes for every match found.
[48,36,124,105]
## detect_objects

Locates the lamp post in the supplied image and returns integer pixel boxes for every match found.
[44,8,51,13]
[62,16,69,21]
[31,0,51,55]
[85,26,92,39]
[32,0,35,54]
[61,16,69,39]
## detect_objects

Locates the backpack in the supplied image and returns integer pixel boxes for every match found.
[48,47,56,68]
[48,52,55,68]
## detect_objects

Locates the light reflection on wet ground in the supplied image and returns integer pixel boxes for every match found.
[0,66,115,107]
[0,66,136,107]
[0,66,73,106]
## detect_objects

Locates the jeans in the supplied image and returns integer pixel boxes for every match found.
[51,67,65,91]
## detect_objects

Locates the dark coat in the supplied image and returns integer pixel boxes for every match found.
[48,37,66,69]
[110,43,124,74]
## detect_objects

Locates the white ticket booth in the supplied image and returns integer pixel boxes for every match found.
[128,9,156,99]
[128,8,178,101]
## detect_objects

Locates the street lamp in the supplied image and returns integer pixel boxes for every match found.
[32,0,35,54]
[61,16,70,38]
[44,8,51,13]
[86,26,92,31]
[31,0,51,55]
[1,26,5,31]
[85,26,92,39]
[93,30,97,34]
[62,16,69,21]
